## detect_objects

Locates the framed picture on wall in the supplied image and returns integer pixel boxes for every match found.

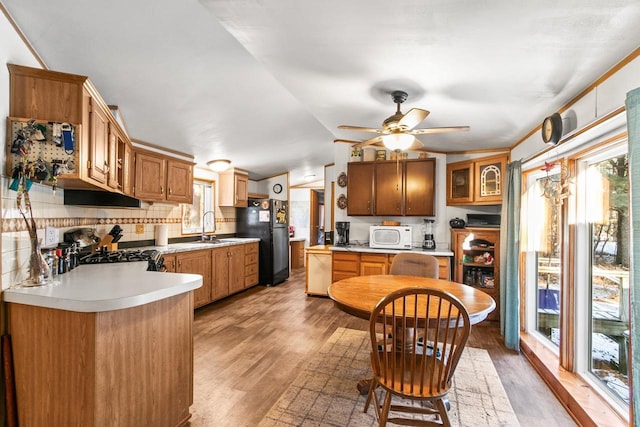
[182,180,215,235]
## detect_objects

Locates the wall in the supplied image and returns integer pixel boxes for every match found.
[289,188,310,243]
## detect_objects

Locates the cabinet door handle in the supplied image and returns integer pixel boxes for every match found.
[161,186,164,195]
[168,187,173,195]
[104,161,110,173]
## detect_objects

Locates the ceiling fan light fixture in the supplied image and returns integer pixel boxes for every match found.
[383,133,414,151]
[207,159,231,172]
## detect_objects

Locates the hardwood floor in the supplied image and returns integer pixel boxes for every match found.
[190,268,576,427]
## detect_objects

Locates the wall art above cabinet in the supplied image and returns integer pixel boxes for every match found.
[446,153,509,206]
[346,158,435,216]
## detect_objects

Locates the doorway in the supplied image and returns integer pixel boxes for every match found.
[309,189,324,245]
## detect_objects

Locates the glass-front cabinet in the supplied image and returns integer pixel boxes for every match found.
[446,154,508,205]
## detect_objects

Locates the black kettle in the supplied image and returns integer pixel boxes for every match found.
[449,217,466,229]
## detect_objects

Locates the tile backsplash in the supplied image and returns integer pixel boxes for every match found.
[1,177,236,289]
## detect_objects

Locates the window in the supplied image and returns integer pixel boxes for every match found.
[575,145,629,408]
[181,180,215,235]
[524,165,563,347]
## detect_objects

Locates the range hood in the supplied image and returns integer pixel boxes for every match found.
[64,189,143,208]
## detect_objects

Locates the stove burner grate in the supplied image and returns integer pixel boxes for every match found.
[79,249,160,264]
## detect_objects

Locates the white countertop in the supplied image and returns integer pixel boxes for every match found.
[3,262,202,313]
[143,237,261,254]
[289,237,306,242]
[330,245,453,257]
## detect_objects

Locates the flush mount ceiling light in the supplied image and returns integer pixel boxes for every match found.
[207,159,231,172]
[382,132,415,151]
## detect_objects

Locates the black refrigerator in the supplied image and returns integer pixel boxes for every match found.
[236,198,290,286]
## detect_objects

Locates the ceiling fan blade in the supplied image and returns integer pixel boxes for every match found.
[398,108,430,130]
[354,135,383,149]
[410,126,470,135]
[338,125,384,134]
[333,139,364,144]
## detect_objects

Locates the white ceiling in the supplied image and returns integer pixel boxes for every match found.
[4,0,640,185]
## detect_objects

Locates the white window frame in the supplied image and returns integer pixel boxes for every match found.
[573,140,629,414]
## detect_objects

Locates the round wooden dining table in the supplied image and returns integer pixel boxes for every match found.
[328,274,496,325]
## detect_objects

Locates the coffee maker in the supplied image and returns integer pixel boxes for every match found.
[422,219,436,249]
[335,221,350,246]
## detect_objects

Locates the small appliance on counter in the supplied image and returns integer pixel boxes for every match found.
[466,214,501,228]
[422,219,436,249]
[449,217,466,228]
[335,221,350,246]
[369,225,412,250]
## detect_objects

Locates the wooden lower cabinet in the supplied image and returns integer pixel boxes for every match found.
[212,245,245,300]
[169,242,259,309]
[176,250,212,308]
[244,242,259,288]
[290,239,305,269]
[8,293,193,427]
[163,254,176,272]
[332,251,451,282]
[360,253,388,276]
[332,252,360,282]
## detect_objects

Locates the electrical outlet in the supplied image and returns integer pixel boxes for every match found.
[136,224,144,234]
[45,226,58,247]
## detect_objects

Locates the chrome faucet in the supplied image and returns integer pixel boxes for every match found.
[201,210,217,241]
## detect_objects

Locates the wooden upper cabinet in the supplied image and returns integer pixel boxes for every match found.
[166,159,193,203]
[134,151,166,201]
[121,140,134,196]
[133,150,193,203]
[446,160,474,205]
[446,154,509,206]
[474,155,508,204]
[87,99,110,186]
[347,162,374,216]
[405,158,435,216]
[348,158,435,216]
[375,161,403,216]
[8,64,85,123]
[7,64,135,192]
[219,172,249,207]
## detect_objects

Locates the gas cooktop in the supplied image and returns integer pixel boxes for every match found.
[79,249,160,265]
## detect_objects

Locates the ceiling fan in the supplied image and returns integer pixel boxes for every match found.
[334,90,469,151]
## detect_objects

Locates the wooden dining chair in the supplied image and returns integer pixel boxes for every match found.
[389,253,439,278]
[364,287,471,427]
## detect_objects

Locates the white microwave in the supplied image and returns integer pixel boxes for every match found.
[369,226,412,249]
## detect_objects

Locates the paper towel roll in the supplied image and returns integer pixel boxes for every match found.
[155,224,168,246]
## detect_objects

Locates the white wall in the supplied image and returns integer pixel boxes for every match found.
[289,188,310,243]
[512,56,640,163]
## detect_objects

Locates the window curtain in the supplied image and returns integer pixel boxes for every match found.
[500,160,522,351]
[625,87,640,426]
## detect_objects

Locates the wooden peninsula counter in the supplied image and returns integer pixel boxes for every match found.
[3,263,202,427]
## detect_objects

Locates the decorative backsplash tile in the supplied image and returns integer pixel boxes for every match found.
[1,179,238,289]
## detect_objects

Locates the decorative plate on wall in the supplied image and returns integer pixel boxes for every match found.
[336,194,347,209]
[337,172,347,187]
